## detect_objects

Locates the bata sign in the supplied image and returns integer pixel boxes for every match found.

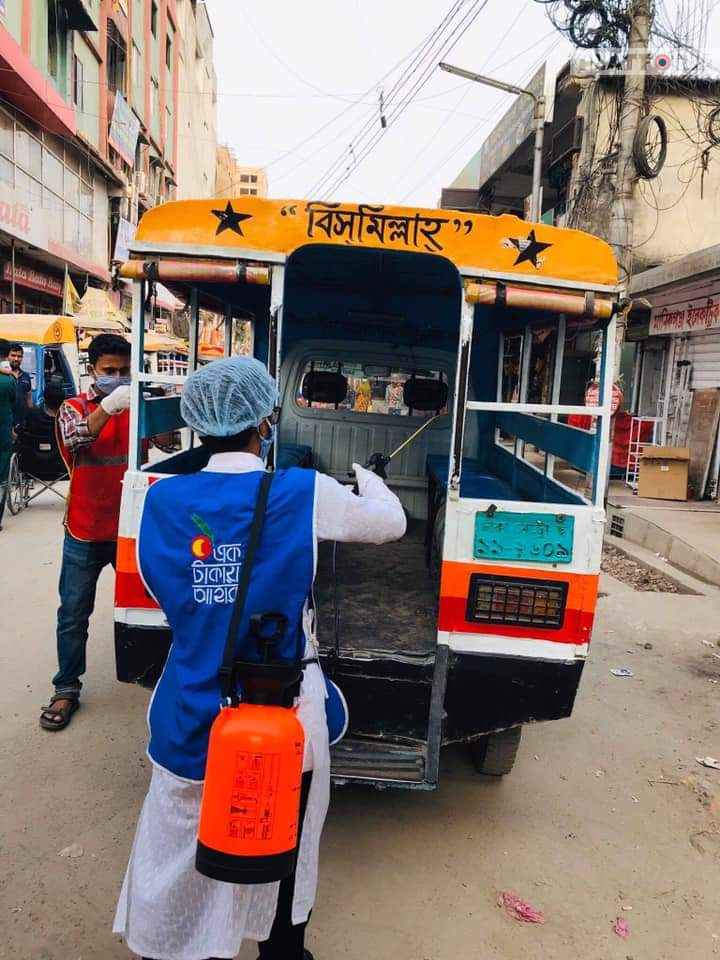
[650,295,720,336]
[2,261,63,297]
[0,182,49,250]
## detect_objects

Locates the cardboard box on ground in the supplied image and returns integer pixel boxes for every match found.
[638,447,690,501]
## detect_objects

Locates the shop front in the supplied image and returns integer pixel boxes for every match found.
[0,258,64,314]
[629,246,720,499]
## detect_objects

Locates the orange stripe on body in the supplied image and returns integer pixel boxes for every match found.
[439,560,598,645]
[115,536,159,609]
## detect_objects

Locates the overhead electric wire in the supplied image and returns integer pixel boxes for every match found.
[387,12,557,201]
[398,35,564,203]
[304,0,471,198]
[218,3,471,196]
[313,0,488,199]
[310,0,489,200]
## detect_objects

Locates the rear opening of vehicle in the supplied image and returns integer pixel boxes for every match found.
[117,233,615,788]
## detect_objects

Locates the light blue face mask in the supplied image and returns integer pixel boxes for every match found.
[259,422,276,461]
[95,374,131,396]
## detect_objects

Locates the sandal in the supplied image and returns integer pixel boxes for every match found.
[40,693,80,731]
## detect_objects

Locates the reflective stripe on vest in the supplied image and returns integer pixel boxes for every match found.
[61,393,128,542]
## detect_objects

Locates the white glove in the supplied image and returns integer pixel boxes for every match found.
[100,384,132,415]
[352,462,379,496]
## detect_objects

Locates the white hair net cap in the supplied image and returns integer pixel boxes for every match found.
[180,357,278,437]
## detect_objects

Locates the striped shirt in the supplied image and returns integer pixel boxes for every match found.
[57,384,100,455]
[58,385,176,456]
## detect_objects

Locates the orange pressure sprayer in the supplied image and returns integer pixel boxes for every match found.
[196,474,306,885]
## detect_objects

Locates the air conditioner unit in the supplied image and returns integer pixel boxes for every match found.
[550,117,584,169]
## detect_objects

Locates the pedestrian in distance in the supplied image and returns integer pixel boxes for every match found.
[0,338,17,529]
[113,356,406,960]
[39,333,134,731]
[7,342,33,430]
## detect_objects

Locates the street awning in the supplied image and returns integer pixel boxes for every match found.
[73,287,130,331]
[144,332,188,353]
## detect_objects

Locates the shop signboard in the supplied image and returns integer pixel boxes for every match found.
[2,261,63,298]
[109,94,141,167]
[650,295,720,335]
[0,182,49,251]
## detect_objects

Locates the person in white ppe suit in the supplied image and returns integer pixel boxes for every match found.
[114,357,406,960]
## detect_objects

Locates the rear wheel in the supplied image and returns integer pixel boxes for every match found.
[6,453,24,515]
[470,726,522,776]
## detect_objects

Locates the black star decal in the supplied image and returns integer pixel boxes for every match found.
[508,229,552,268]
[211,201,252,237]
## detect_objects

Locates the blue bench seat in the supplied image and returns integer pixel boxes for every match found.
[278,442,313,468]
[426,454,513,500]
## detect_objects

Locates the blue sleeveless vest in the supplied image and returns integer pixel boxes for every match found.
[138,467,316,781]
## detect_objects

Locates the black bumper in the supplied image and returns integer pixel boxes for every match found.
[115,622,584,742]
[115,622,172,686]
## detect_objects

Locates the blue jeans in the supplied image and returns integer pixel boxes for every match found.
[53,533,117,695]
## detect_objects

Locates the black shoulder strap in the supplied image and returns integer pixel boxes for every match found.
[219,471,274,702]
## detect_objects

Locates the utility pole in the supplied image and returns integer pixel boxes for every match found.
[607,0,654,376]
[439,63,545,222]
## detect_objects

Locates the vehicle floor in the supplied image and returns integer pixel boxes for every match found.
[315,520,438,657]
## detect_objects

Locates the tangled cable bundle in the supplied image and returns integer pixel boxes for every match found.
[536,0,633,54]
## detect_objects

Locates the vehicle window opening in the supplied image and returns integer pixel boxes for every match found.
[278,246,459,674]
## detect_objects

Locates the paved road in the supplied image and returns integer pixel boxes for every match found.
[1,495,719,960]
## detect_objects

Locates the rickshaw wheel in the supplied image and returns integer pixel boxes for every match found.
[470,726,522,777]
[6,453,24,515]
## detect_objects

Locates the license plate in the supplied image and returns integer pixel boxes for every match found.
[474,511,574,563]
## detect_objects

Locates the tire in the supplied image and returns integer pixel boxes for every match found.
[470,726,522,777]
[6,453,23,515]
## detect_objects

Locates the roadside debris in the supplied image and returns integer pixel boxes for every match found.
[613,917,630,938]
[602,544,679,592]
[58,843,84,858]
[696,757,720,771]
[498,891,545,924]
[611,667,634,678]
[648,777,681,786]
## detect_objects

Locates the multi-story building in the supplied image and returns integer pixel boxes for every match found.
[441,61,720,272]
[215,145,267,198]
[0,0,113,311]
[175,0,216,199]
[0,0,216,314]
[441,61,720,496]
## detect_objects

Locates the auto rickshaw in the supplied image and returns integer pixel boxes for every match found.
[113,197,619,789]
[0,315,79,402]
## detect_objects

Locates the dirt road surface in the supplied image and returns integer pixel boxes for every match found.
[1,497,719,960]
